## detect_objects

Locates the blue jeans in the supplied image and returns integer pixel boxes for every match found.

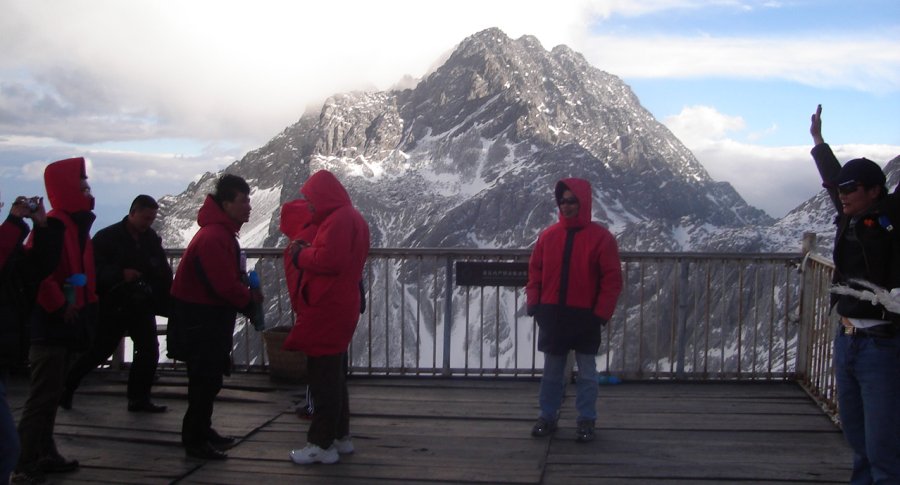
[833,330,900,484]
[1,371,20,484]
[538,352,598,422]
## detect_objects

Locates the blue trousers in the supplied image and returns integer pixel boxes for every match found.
[0,371,20,484]
[538,352,598,422]
[833,330,900,484]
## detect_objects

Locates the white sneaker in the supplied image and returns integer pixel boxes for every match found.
[289,444,339,464]
[334,436,354,454]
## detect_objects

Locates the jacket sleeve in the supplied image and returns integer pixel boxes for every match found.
[91,227,124,296]
[0,216,28,269]
[811,143,842,215]
[195,229,251,309]
[26,218,64,286]
[593,231,623,321]
[295,208,353,275]
[526,234,544,310]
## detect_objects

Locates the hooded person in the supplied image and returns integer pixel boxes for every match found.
[167,173,263,460]
[15,157,97,481]
[526,177,623,443]
[279,198,317,316]
[284,170,370,466]
[0,191,63,485]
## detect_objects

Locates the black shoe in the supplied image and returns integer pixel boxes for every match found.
[59,388,74,410]
[185,442,228,460]
[531,417,557,437]
[11,465,47,484]
[575,419,595,443]
[38,454,79,473]
[207,428,237,450]
[128,400,168,413]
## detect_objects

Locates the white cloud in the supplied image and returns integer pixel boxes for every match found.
[662,105,900,217]
[582,34,900,94]
[664,106,746,146]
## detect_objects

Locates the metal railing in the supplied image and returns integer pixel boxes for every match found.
[148,247,841,385]
[796,251,839,418]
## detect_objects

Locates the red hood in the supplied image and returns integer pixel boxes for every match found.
[197,194,241,233]
[300,170,351,224]
[279,199,314,239]
[44,157,94,213]
[555,177,592,228]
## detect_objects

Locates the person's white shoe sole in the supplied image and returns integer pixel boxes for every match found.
[289,445,339,464]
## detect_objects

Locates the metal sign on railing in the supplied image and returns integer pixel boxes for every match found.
[455,261,529,287]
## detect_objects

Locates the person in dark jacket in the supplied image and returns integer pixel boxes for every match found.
[167,174,262,460]
[15,157,98,482]
[61,195,173,413]
[526,177,623,443]
[1,192,62,485]
[810,105,900,484]
[284,170,370,465]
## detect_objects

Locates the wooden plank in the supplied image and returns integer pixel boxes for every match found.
[2,372,854,484]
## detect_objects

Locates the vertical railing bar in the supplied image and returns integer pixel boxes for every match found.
[638,262,645,379]
[494,285,500,376]
[752,263,760,378]
[416,255,422,376]
[703,260,711,377]
[384,257,390,374]
[464,286,471,376]
[620,260,629,375]
[768,264,777,377]
[654,260,662,378]
[401,275,406,374]
[442,256,453,376]
[720,260,727,375]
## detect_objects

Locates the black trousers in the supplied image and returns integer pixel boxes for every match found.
[65,311,159,403]
[181,356,226,447]
[306,353,349,448]
[17,344,70,469]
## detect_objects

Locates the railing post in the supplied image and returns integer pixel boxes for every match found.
[796,232,817,379]
[675,259,690,378]
[442,256,454,376]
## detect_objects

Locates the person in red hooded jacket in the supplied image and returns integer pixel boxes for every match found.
[285,170,369,466]
[526,177,622,443]
[15,157,97,482]
[167,174,263,460]
[1,191,62,485]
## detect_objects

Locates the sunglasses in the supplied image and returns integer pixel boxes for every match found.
[558,197,579,206]
[837,182,862,195]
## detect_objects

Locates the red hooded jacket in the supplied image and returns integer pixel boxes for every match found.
[283,170,370,356]
[279,198,317,315]
[33,157,98,313]
[170,195,251,309]
[526,177,623,354]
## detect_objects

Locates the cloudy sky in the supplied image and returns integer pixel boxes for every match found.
[1,0,898,231]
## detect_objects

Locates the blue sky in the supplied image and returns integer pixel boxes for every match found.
[1,0,898,232]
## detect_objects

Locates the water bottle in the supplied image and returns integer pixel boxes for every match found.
[248,271,266,331]
[64,273,87,305]
[597,375,621,385]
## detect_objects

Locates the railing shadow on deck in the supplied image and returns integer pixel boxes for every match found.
[131,238,838,421]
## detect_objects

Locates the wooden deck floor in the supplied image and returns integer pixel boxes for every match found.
[7,371,853,484]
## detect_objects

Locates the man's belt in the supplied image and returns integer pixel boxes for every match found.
[841,323,898,338]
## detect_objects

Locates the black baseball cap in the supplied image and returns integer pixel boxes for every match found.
[825,158,885,189]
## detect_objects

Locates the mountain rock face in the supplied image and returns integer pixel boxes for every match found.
[156,28,773,253]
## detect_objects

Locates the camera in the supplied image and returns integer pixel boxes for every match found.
[26,196,40,212]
